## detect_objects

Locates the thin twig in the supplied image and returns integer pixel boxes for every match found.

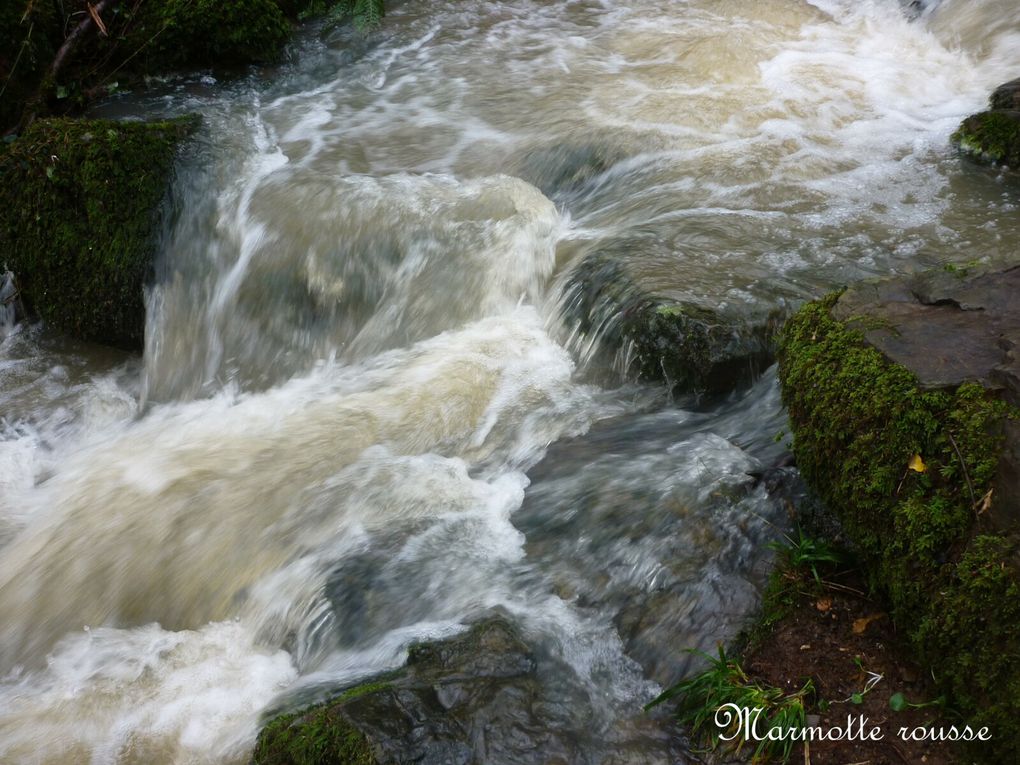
[947,431,976,509]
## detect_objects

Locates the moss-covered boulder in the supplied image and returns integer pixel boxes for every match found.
[778,267,1020,762]
[951,74,1020,168]
[0,115,198,348]
[952,110,1020,167]
[252,618,552,765]
[252,681,383,765]
[561,253,780,393]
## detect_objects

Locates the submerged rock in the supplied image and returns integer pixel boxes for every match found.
[561,253,780,394]
[514,141,623,202]
[777,266,1020,763]
[0,116,198,348]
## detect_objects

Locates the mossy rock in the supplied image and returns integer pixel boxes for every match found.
[0,115,198,348]
[251,616,595,764]
[252,682,385,765]
[951,110,1020,167]
[778,292,1020,762]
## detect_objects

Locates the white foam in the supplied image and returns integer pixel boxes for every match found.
[0,621,296,765]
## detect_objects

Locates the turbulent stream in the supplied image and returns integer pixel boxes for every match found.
[2,0,1020,762]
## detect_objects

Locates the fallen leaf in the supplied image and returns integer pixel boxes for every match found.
[908,454,926,473]
[88,3,109,36]
[852,613,885,634]
[976,488,994,515]
[815,597,832,612]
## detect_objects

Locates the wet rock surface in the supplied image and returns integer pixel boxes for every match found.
[254,616,684,765]
[560,253,780,394]
[991,77,1020,111]
[832,265,1020,401]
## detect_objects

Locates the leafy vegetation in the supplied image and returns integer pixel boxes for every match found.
[647,645,813,763]
[300,0,386,29]
[768,527,846,586]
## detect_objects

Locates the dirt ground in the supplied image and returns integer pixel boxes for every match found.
[741,567,962,765]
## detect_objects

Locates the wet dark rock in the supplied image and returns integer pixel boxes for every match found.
[253,616,683,765]
[990,77,1020,111]
[757,465,851,548]
[831,265,1020,400]
[560,253,781,394]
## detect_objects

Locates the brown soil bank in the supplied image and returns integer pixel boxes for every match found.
[777,265,1020,764]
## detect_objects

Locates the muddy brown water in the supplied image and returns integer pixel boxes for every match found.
[1,0,1018,761]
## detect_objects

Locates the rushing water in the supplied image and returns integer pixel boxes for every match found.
[1,0,1019,762]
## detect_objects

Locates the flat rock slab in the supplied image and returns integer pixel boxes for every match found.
[832,265,1020,404]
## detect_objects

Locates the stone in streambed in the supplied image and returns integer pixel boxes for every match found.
[252,614,683,765]
[561,252,780,394]
[990,77,1020,111]
[252,617,575,765]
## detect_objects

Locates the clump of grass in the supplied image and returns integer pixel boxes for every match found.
[647,645,813,763]
[768,527,845,585]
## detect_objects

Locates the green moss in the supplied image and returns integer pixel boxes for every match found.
[778,294,1020,762]
[951,110,1020,167]
[916,535,1020,747]
[251,682,388,765]
[0,115,198,347]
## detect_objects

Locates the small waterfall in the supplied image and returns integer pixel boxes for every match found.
[1,0,1019,762]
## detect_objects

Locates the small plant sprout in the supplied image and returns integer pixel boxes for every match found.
[767,527,845,585]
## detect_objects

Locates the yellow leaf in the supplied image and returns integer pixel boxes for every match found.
[908,454,926,473]
[977,488,994,515]
[852,613,885,634]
